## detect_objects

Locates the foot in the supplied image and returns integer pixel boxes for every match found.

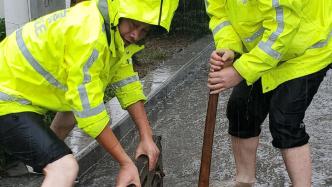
[0,150,28,177]
[234,181,254,187]
[4,160,29,176]
[210,180,254,187]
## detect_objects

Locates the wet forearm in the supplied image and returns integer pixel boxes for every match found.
[96,125,132,165]
[127,101,153,140]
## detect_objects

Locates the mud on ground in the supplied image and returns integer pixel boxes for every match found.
[133,32,201,78]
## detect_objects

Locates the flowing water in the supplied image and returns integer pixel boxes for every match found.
[78,67,332,187]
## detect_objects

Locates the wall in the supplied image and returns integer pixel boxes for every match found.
[4,0,66,35]
[0,0,4,18]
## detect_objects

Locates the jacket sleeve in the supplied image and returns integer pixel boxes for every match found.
[64,8,110,138]
[205,0,243,53]
[65,46,110,138]
[109,55,146,109]
[233,0,303,85]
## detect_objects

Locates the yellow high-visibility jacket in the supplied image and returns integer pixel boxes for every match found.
[206,0,332,92]
[0,0,178,138]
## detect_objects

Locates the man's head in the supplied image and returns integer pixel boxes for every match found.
[117,0,179,45]
[118,18,151,46]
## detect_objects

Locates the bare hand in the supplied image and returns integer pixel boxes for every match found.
[116,161,141,187]
[209,49,235,72]
[208,66,243,94]
[135,138,160,171]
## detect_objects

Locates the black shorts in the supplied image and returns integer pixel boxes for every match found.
[227,67,329,149]
[0,112,72,173]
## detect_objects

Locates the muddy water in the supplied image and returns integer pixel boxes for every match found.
[78,68,332,187]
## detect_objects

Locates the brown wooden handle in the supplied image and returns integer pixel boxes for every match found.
[198,93,219,187]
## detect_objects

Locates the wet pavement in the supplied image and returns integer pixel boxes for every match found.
[77,62,332,187]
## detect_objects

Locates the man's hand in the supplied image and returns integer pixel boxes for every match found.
[209,49,235,72]
[127,101,160,171]
[208,49,242,94]
[96,126,141,187]
[135,137,160,171]
[208,66,243,94]
[116,161,141,187]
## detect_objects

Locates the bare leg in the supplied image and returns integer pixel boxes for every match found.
[50,112,76,140]
[231,136,259,185]
[281,144,312,187]
[42,154,78,187]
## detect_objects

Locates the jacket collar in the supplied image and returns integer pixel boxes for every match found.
[97,0,125,57]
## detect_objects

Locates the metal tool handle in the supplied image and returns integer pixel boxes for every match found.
[198,93,219,187]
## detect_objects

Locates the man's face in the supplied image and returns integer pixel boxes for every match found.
[118,18,150,46]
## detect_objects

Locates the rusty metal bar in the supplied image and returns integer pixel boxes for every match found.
[198,93,219,187]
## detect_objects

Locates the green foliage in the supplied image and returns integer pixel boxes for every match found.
[0,18,6,42]
[148,0,210,37]
[170,0,210,36]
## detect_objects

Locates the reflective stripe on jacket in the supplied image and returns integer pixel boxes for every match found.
[0,0,146,138]
[206,0,332,92]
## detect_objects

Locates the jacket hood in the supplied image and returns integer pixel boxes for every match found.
[96,0,178,56]
[118,0,179,32]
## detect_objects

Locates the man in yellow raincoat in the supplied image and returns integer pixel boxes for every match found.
[205,0,331,186]
[0,0,178,186]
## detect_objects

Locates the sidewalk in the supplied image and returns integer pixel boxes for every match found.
[0,35,214,186]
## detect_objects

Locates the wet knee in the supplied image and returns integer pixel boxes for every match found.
[52,112,76,131]
[44,154,79,178]
[52,121,75,132]
[58,122,75,132]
